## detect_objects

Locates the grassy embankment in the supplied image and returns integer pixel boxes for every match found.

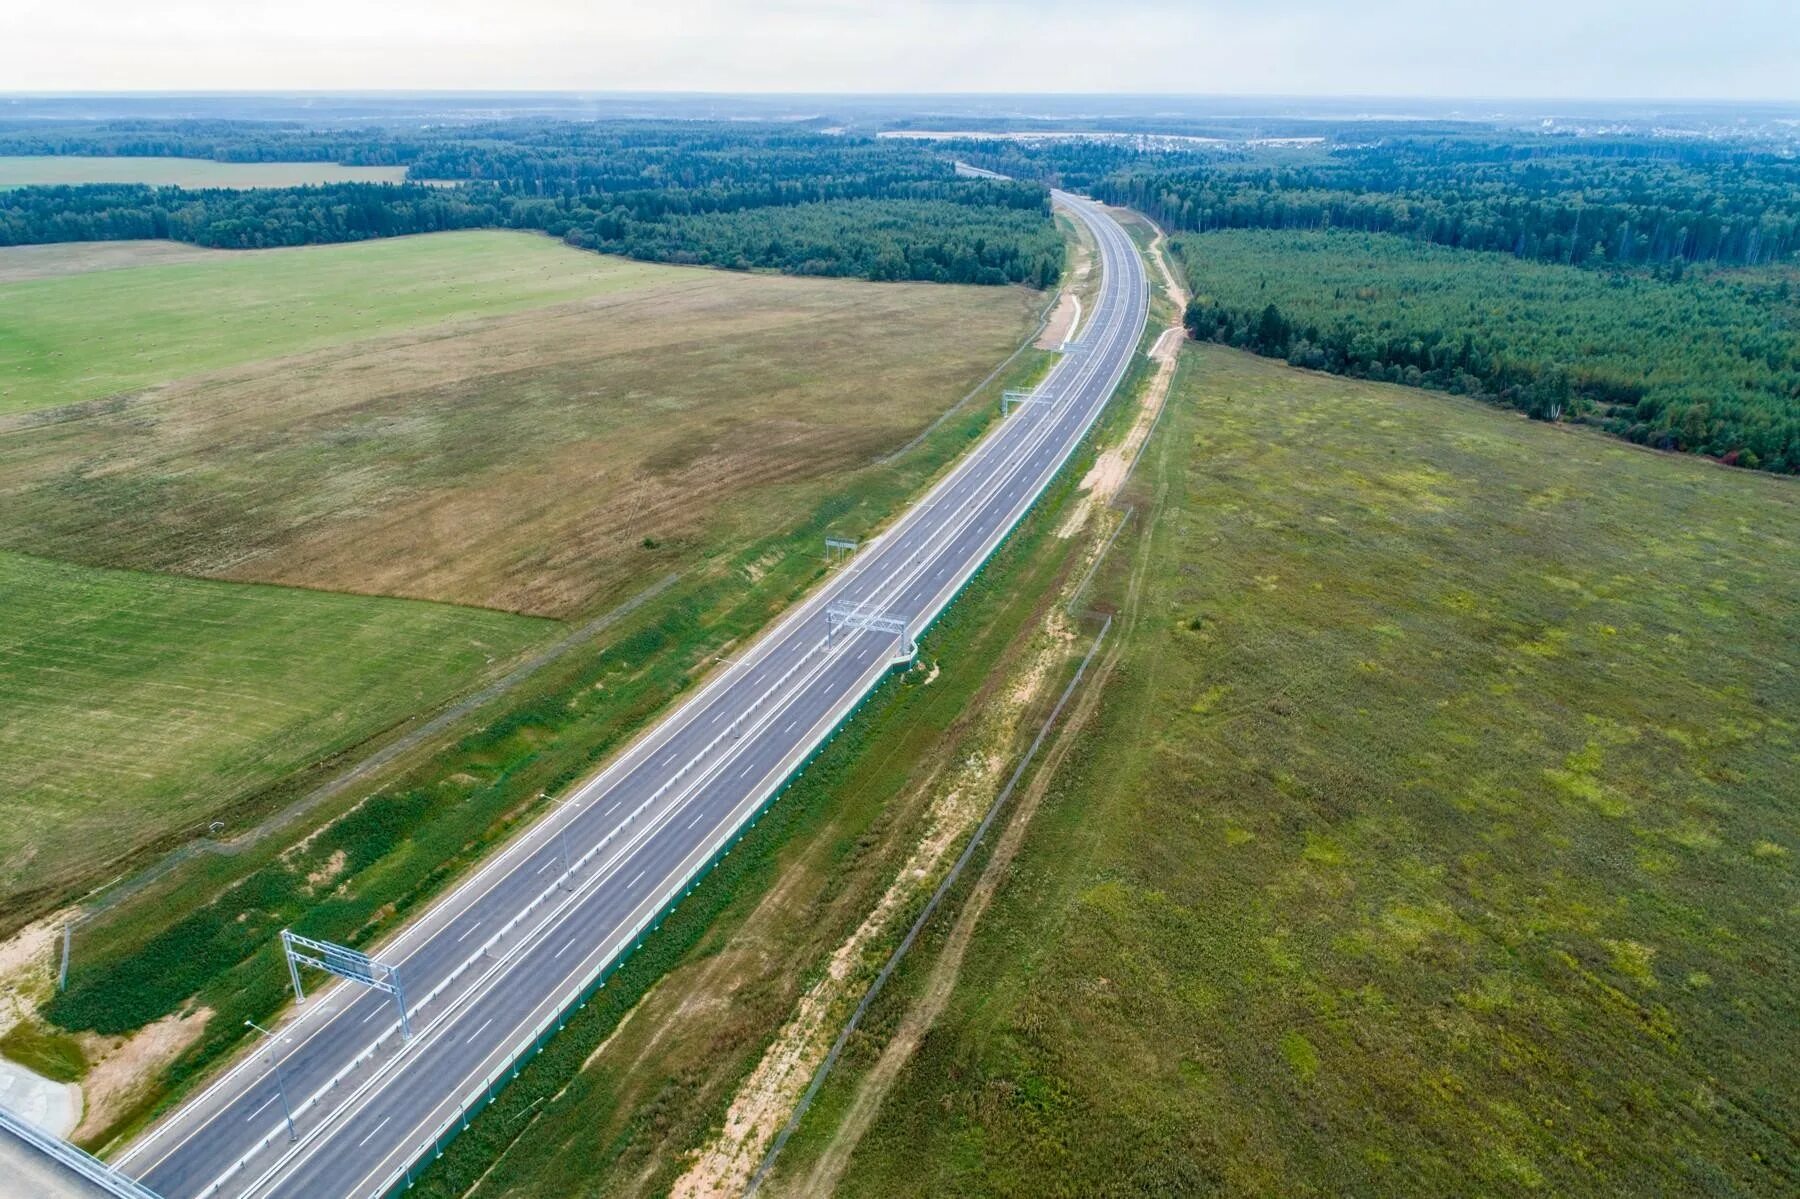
[0,231,1047,1148]
[398,331,1157,1199]
[0,156,409,190]
[1,552,549,911]
[778,346,1799,1197]
[385,218,1171,1199]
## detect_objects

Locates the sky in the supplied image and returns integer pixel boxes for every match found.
[5,0,1797,99]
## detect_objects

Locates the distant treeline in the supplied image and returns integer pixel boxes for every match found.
[958,136,1800,269]
[946,133,1800,472]
[1102,157,1800,269]
[0,119,419,164]
[1177,230,1800,473]
[0,122,1062,286]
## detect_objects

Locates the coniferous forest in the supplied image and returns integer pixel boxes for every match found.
[958,134,1800,472]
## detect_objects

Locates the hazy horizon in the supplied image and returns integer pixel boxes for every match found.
[6,1,1797,101]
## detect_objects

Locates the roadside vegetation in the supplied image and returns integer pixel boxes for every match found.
[778,346,1798,1197]
[0,1019,88,1084]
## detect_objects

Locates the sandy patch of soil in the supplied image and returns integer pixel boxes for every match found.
[1035,288,1081,350]
[0,240,229,283]
[669,631,1075,1199]
[0,914,69,1029]
[1055,230,1187,540]
[73,1007,211,1144]
[305,848,348,890]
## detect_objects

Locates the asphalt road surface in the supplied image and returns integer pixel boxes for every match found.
[115,190,1148,1199]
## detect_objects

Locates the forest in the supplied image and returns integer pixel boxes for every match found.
[0,121,1061,286]
[964,135,1800,268]
[1176,230,1799,472]
[957,133,1800,471]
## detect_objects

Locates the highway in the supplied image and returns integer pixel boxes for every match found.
[116,190,1148,1199]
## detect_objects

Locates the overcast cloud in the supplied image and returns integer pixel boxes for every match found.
[4,0,1795,98]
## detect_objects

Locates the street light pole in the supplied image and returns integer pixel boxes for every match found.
[542,794,578,892]
[246,1019,297,1143]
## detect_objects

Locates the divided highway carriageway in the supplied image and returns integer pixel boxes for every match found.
[114,191,1149,1199]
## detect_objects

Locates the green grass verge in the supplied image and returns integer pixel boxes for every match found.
[804,346,1800,1197]
[398,389,1100,1199]
[0,549,551,912]
[0,230,676,415]
[0,1020,88,1084]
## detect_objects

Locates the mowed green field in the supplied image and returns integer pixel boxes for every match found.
[820,349,1799,1196]
[0,231,675,414]
[0,550,550,908]
[0,155,407,190]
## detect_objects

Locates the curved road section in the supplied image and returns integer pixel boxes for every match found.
[119,192,1147,1199]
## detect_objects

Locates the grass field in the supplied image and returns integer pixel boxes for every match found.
[0,549,551,910]
[1,224,1050,1140]
[0,231,681,415]
[794,347,1800,1197]
[0,156,408,190]
[0,240,226,283]
[0,233,1041,615]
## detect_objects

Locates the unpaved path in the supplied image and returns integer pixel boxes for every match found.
[786,222,1175,1195]
[1056,224,1187,538]
[668,620,1076,1199]
[794,616,1128,1197]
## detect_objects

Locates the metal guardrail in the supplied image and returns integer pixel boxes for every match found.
[358,230,1144,1199]
[0,1104,165,1199]
[172,191,1144,1199]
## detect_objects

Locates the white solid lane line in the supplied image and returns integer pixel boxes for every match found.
[146,196,1140,1199]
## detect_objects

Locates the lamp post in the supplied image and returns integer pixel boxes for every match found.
[245,1019,298,1143]
[541,794,578,891]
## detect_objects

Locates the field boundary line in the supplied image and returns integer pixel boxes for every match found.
[875,267,1062,466]
[81,573,684,922]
